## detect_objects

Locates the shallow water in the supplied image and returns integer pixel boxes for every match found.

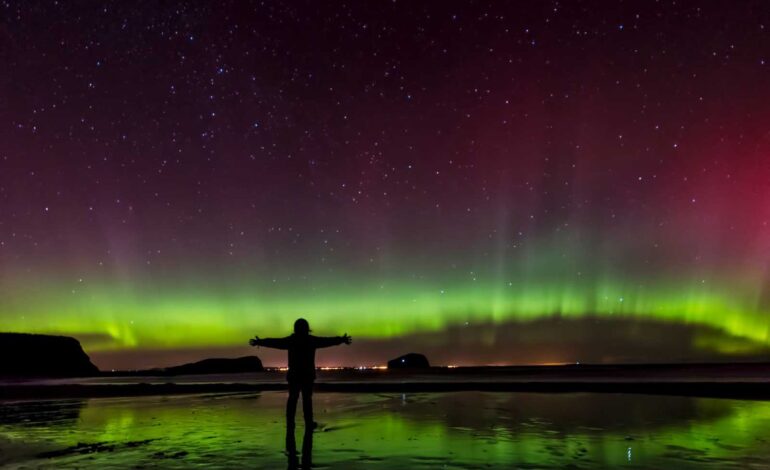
[2,391,770,469]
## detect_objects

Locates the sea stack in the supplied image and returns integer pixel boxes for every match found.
[387,353,430,369]
[0,332,99,377]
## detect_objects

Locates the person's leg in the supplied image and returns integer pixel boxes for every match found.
[300,427,314,468]
[286,382,300,429]
[285,425,298,469]
[301,381,314,427]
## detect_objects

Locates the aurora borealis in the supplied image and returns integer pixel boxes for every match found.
[2,1,770,369]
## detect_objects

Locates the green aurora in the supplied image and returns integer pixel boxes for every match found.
[1,267,768,356]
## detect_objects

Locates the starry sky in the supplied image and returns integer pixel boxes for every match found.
[2,1,770,370]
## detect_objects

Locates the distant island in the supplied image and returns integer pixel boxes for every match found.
[145,356,264,376]
[0,332,99,377]
[388,353,430,369]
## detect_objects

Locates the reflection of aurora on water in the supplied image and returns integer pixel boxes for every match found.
[2,392,770,468]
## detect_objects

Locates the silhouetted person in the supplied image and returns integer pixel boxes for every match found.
[249,318,352,430]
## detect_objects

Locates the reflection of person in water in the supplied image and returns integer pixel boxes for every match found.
[249,318,352,429]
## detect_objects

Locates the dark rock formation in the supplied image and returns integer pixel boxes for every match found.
[387,353,430,369]
[0,332,99,377]
[161,356,264,375]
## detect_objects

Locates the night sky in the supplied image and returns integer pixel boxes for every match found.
[2,1,770,370]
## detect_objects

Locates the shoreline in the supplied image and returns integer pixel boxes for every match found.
[4,363,770,401]
[3,380,770,401]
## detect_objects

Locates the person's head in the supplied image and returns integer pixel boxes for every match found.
[294,318,310,336]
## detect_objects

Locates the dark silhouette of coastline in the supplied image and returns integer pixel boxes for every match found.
[250,318,352,429]
[160,356,264,375]
[0,333,98,377]
[6,363,770,400]
[388,352,430,368]
[93,356,265,377]
[4,329,770,402]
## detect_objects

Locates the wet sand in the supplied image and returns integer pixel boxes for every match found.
[3,391,770,469]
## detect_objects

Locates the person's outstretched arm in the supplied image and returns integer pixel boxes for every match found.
[249,336,291,349]
[313,333,352,348]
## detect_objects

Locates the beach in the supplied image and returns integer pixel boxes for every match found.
[3,366,770,468]
[3,390,770,469]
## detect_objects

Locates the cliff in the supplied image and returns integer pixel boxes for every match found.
[0,333,99,377]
